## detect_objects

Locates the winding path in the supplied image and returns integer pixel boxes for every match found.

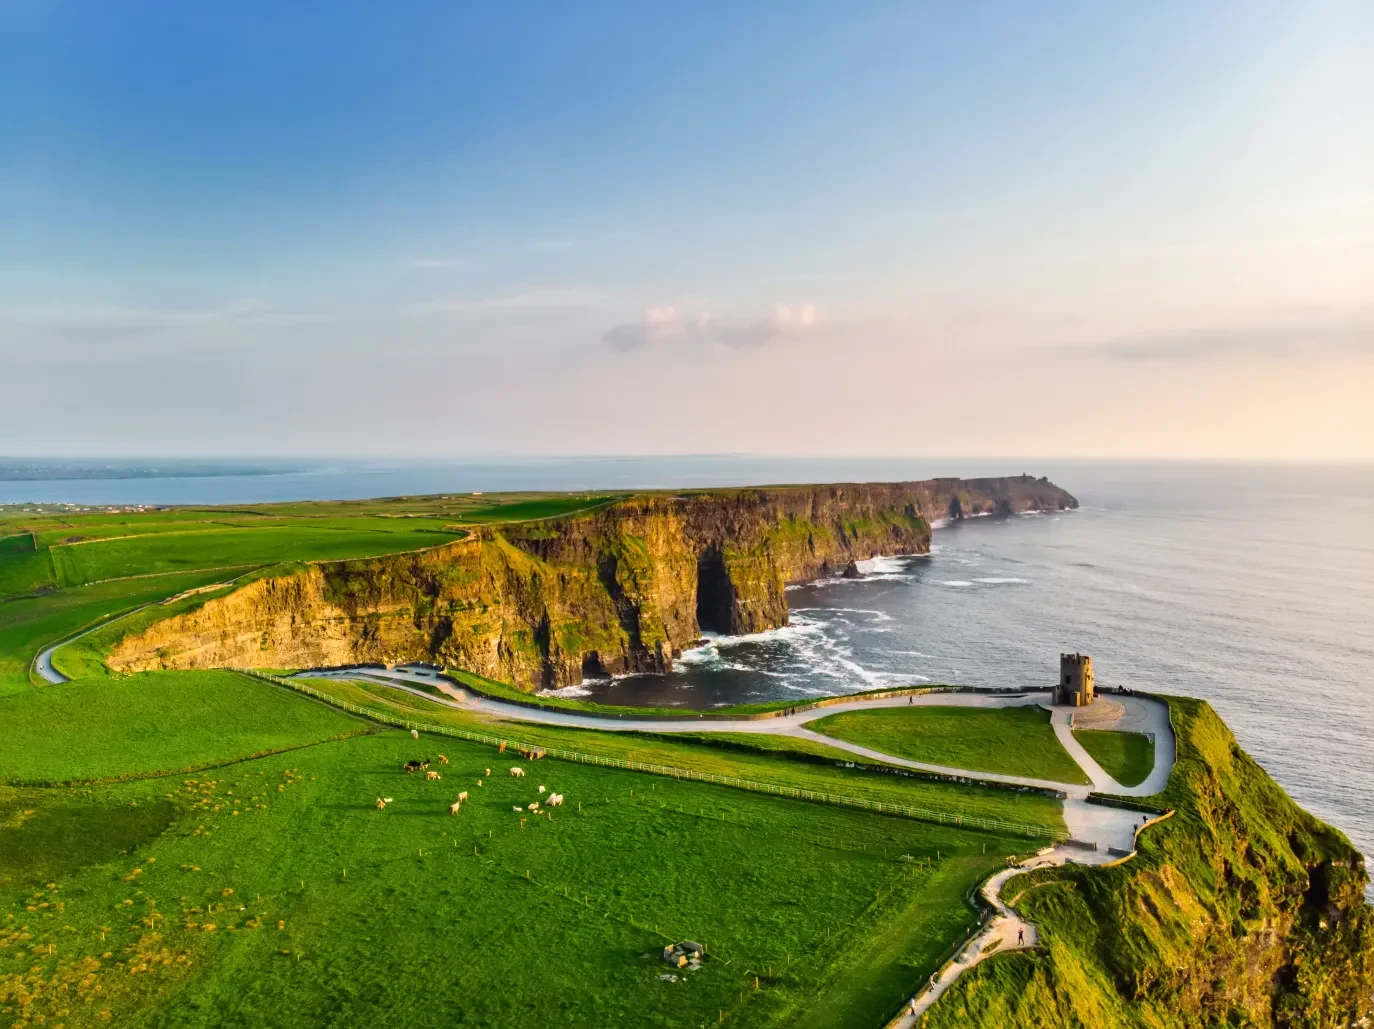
[299,665,1175,1025]
[33,651,1174,1023]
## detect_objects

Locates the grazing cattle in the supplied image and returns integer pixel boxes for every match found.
[404,760,427,774]
[411,729,419,739]
[513,806,523,813]
[548,794,564,806]
[484,768,491,777]
[527,802,539,811]
[509,767,525,778]
[476,780,483,788]
[438,755,449,765]
[426,770,441,781]
[537,785,546,794]
[375,798,387,810]
[498,742,507,754]
[448,801,462,815]
[457,791,469,802]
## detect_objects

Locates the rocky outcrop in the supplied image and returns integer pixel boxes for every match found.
[108,476,1075,689]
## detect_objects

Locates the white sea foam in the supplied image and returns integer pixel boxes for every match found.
[540,682,598,698]
[974,577,1030,585]
[801,606,895,622]
[940,580,974,587]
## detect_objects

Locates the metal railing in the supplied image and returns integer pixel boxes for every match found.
[238,669,1066,842]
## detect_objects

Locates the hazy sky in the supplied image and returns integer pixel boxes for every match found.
[2,1,1371,460]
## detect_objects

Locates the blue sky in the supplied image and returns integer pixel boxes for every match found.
[2,1,1371,459]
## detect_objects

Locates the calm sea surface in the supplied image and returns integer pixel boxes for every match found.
[6,459,1372,885]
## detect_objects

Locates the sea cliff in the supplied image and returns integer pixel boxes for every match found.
[107,476,1075,688]
[919,697,1374,1028]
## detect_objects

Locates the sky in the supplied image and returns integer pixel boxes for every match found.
[2,0,1371,461]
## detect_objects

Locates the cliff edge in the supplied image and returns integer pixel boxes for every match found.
[919,697,1374,1028]
[107,476,1075,689]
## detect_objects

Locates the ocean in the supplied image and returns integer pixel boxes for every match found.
[5,458,1372,888]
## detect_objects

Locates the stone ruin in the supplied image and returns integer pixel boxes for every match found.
[661,941,705,971]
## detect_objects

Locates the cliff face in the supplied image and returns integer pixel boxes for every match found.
[921,698,1374,1029]
[108,476,1075,689]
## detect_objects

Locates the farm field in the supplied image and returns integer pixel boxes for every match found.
[0,671,371,783]
[809,706,1091,786]
[1073,729,1155,788]
[0,716,1023,1029]
[0,491,624,598]
[293,676,1066,835]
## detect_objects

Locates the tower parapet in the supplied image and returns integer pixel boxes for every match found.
[1056,653,1094,706]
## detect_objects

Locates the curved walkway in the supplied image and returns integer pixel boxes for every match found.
[305,666,1169,855]
[305,665,1175,1026]
[38,654,1174,1024]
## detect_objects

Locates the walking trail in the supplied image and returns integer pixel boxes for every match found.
[300,665,1175,1022]
[33,649,1174,1023]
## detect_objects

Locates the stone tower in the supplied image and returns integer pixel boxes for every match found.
[1056,653,1094,706]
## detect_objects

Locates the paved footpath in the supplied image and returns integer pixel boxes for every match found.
[303,665,1175,1025]
[38,652,1173,1022]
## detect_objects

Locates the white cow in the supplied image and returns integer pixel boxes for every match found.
[509,767,525,778]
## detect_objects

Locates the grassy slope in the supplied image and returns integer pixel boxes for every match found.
[920,697,1374,1029]
[0,570,237,696]
[0,726,1020,1029]
[0,671,371,783]
[294,677,1066,835]
[1072,729,1154,789]
[45,523,461,587]
[810,706,1091,786]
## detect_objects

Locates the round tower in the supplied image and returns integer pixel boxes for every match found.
[1056,653,1094,706]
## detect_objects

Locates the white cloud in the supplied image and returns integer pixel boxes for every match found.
[604,302,819,351]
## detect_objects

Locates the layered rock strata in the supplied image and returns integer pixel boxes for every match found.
[109,476,1076,689]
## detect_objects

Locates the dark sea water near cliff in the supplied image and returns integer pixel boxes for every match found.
[6,458,1372,893]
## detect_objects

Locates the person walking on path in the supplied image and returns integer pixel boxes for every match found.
[1017,928,1024,945]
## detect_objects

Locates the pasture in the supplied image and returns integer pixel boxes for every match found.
[0,726,1024,1029]
[0,671,370,784]
[1072,729,1155,788]
[294,676,1066,835]
[809,705,1090,786]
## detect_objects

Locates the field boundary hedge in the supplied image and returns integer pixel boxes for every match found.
[241,670,1067,842]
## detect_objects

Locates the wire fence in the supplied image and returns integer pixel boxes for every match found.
[239,669,1066,842]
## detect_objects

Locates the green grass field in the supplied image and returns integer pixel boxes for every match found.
[808,705,1091,786]
[295,676,1066,835]
[0,671,371,784]
[1072,729,1155,788]
[0,569,238,695]
[0,714,1022,1028]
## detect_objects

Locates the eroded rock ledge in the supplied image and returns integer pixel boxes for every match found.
[109,476,1076,689]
